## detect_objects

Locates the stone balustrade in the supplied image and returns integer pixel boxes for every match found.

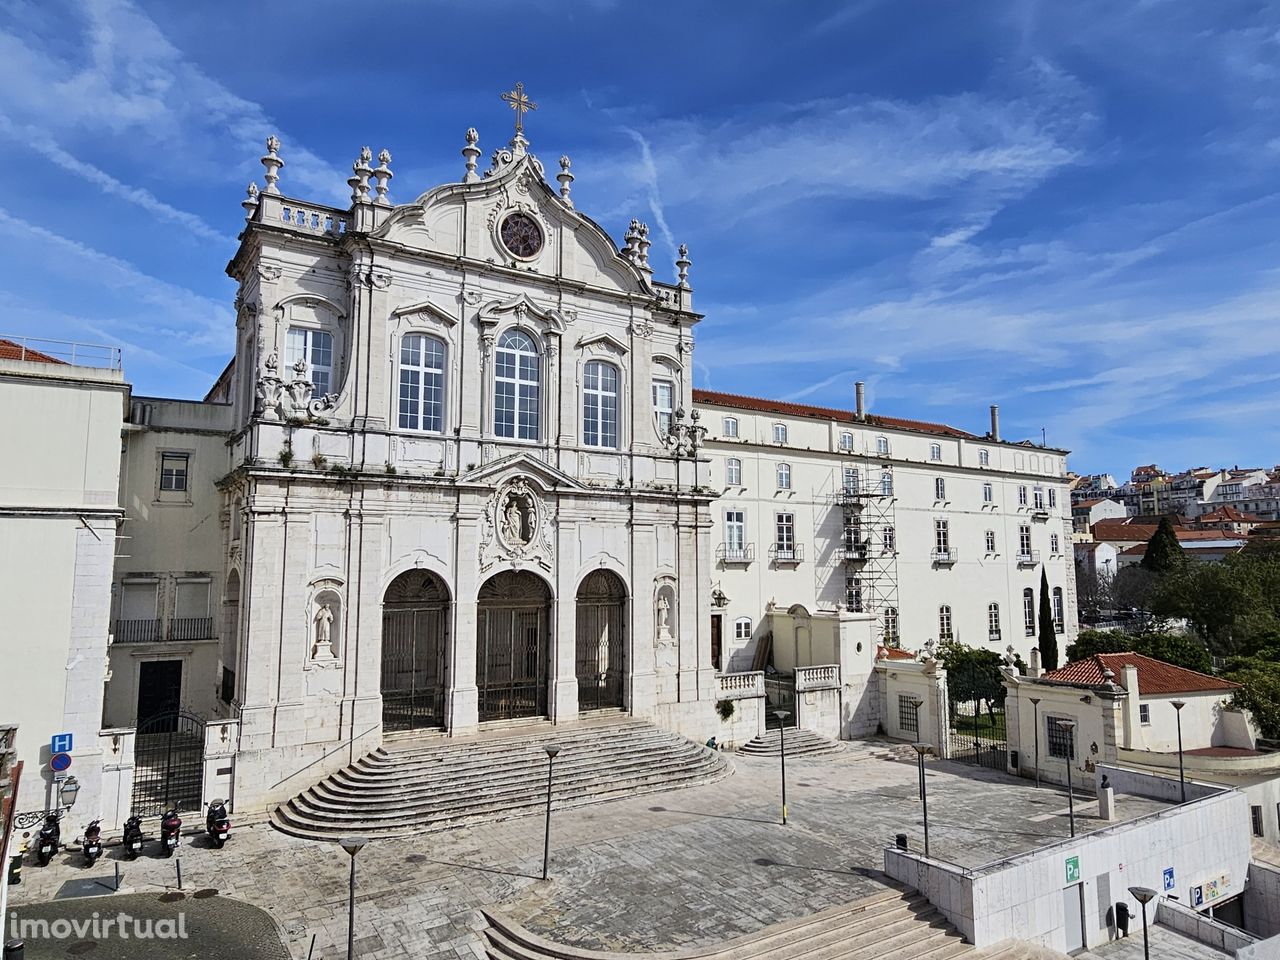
[257,194,349,236]
[716,671,765,700]
[796,664,840,691]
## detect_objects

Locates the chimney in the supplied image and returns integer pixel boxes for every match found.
[855,381,866,422]
[990,404,1001,442]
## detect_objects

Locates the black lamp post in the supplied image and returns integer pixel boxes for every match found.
[1029,697,1042,789]
[912,742,932,858]
[1171,700,1187,803]
[774,710,790,824]
[338,835,369,960]
[1056,718,1077,837]
[909,696,923,739]
[542,744,560,880]
[1129,886,1157,960]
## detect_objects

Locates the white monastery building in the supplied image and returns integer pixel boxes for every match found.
[3,95,1077,823]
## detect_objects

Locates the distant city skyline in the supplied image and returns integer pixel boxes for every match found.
[2,2,1279,474]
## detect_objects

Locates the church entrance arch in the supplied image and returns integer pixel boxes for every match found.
[381,570,450,733]
[576,570,626,712]
[477,570,550,721]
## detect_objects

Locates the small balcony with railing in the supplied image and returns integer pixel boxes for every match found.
[768,542,805,565]
[930,546,959,566]
[169,617,214,641]
[113,617,215,644]
[113,619,161,644]
[1031,507,1051,521]
[1016,550,1041,568]
[716,543,755,565]
[988,629,1002,643]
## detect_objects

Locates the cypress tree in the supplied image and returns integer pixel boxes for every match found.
[1039,566,1059,670]
[1142,516,1187,574]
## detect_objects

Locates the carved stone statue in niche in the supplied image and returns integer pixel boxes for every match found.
[500,489,534,546]
[656,593,673,641]
[312,603,335,659]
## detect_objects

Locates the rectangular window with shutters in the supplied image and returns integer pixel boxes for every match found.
[172,580,212,640]
[117,581,159,643]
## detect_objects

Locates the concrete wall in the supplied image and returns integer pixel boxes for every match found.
[1155,900,1256,954]
[1094,764,1220,804]
[877,658,950,756]
[885,788,1251,952]
[1243,861,1280,939]
[1006,676,1116,790]
[714,673,765,750]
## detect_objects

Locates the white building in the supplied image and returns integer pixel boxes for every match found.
[697,389,1077,670]
[0,338,126,824]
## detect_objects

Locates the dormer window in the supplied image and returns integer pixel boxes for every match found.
[839,432,853,451]
[773,423,788,444]
[876,436,890,455]
[979,449,990,467]
[723,417,739,438]
[930,443,942,461]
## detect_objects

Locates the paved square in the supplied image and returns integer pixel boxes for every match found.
[9,749,1170,958]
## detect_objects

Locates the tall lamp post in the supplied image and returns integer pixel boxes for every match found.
[1129,886,1157,960]
[774,710,790,825]
[339,835,369,960]
[1170,700,1187,803]
[912,742,932,858]
[1056,719,1077,837]
[1029,697,1042,789]
[909,696,923,739]
[542,744,560,880]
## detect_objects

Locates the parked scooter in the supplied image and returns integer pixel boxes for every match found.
[158,808,182,857]
[122,814,144,859]
[82,819,103,866]
[35,813,60,866]
[205,799,231,849]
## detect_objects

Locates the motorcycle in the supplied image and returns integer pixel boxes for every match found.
[35,813,61,866]
[82,818,103,866]
[122,814,144,860]
[205,799,231,849]
[158,808,182,857]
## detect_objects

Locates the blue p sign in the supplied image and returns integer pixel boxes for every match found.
[1164,867,1175,892]
[51,733,73,754]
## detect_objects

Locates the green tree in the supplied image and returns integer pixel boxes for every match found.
[937,640,1022,724]
[1151,555,1280,657]
[1142,516,1187,573]
[1225,657,1280,740]
[1038,567,1058,670]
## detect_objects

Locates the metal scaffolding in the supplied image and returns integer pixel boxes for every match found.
[831,461,901,647]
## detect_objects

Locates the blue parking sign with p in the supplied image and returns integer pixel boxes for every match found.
[51,733,73,754]
[1164,867,1175,891]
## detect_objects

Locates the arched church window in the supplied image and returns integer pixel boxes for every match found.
[583,360,619,448]
[398,334,446,432]
[286,328,333,395]
[495,330,540,440]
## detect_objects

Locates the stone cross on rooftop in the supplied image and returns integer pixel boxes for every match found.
[501,82,537,136]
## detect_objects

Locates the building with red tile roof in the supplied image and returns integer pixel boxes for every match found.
[0,337,67,364]
[1041,652,1238,696]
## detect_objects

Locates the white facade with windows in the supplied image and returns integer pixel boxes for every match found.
[696,391,1077,669]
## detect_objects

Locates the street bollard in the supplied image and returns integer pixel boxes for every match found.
[114,861,121,891]
[175,857,182,890]
[7,854,21,885]
[4,939,25,960]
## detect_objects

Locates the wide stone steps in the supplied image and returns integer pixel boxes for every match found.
[481,884,1067,960]
[270,718,729,841]
[739,728,844,757]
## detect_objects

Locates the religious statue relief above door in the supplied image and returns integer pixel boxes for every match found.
[480,475,554,573]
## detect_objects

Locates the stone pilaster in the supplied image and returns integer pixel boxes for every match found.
[448,509,481,734]
[629,519,658,719]
[552,516,579,722]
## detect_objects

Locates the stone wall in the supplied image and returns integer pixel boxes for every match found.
[1155,899,1256,954]
[1243,861,1280,939]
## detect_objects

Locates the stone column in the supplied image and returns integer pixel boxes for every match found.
[270,511,312,749]
[238,510,284,751]
[448,506,481,734]
[552,515,579,722]
[348,511,386,738]
[924,656,951,759]
[676,506,699,703]
[1098,687,1125,765]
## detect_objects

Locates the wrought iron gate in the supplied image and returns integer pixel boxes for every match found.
[131,710,205,818]
[764,675,797,730]
[947,662,1008,771]
[381,570,449,732]
[477,572,549,721]
[576,571,626,712]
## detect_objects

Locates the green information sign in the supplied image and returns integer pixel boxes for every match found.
[1065,855,1081,884]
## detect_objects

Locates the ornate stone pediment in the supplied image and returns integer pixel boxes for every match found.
[390,299,459,328]
[458,452,585,492]
[477,292,566,337]
[575,331,629,356]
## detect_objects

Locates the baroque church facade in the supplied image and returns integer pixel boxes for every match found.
[169,113,717,808]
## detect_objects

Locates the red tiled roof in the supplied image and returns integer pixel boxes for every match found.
[1197,506,1262,523]
[877,645,916,661]
[692,388,980,440]
[0,338,66,364]
[1043,652,1239,695]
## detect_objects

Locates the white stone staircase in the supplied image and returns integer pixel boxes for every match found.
[270,717,729,841]
[738,728,845,757]
[482,884,1072,960]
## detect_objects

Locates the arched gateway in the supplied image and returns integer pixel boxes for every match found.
[381,570,450,732]
[477,570,551,721]
[576,570,627,711]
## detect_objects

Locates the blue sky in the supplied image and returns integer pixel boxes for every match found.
[2,0,1279,476]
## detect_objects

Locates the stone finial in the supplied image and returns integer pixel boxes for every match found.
[373,149,394,206]
[261,136,284,194]
[623,219,642,263]
[557,155,574,207]
[636,222,652,271]
[462,128,481,183]
[676,243,691,288]
[242,182,260,220]
[351,148,373,203]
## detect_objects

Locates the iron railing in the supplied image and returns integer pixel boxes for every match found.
[1,334,122,370]
[716,543,755,564]
[769,543,805,563]
[1016,550,1041,567]
[113,619,161,643]
[169,617,213,641]
[930,547,959,565]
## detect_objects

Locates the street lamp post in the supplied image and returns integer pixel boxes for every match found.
[542,744,560,881]
[1029,697,1042,789]
[912,742,932,858]
[338,835,369,960]
[1171,700,1187,803]
[774,710,790,824]
[1056,719,1077,837]
[909,696,923,740]
[1129,886,1157,960]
